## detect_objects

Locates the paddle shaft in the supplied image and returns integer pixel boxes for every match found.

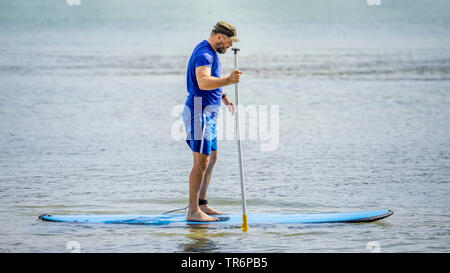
[232,48,249,231]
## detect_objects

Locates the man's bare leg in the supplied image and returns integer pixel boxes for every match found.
[199,151,224,215]
[187,152,218,222]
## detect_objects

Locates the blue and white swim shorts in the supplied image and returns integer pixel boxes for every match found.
[182,105,219,155]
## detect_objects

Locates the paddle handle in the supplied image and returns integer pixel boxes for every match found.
[232,48,249,231]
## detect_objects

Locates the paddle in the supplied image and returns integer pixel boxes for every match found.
[232,48,249,231]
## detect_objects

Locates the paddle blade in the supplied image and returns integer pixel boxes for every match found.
[241,214,249,231]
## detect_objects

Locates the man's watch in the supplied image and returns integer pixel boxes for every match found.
[222,92,227,99]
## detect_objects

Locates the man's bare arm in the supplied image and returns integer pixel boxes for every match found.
[196,66,241,90]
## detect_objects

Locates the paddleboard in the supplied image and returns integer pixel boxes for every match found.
[39,209,392,226]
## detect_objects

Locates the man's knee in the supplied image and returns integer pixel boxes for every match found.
[194,153,210,172]
[209,151,218,165]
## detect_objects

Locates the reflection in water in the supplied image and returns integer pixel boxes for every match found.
[179,226,219,253]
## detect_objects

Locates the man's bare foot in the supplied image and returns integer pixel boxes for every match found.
[187,208,218,222]
[200,204,225,215]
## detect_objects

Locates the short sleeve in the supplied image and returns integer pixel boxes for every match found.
[194,51,214,68]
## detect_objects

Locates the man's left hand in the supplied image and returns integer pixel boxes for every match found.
[222,96,235,115]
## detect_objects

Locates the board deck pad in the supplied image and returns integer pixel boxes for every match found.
[39,209,393,226]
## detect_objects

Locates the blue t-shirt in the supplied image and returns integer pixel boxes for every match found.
[185,40,222,112]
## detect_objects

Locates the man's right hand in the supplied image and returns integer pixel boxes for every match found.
[227,69,242,84]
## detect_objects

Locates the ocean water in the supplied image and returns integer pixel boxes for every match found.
[0,0,449,252]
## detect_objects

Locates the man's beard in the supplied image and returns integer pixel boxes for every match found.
[215,41,227,54]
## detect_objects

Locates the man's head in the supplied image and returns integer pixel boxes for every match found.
[209,21,239,54]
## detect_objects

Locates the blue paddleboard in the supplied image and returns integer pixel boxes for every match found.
[39,209,392,226]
